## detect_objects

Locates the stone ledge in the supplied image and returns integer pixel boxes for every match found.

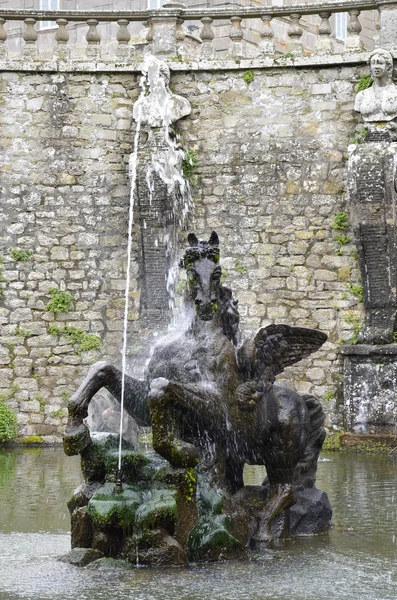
[341,343,397,356]
[0,51,370,74]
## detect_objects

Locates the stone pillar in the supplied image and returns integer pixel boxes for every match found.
[348,140,397,343]
[342,344,397,432]
[378,2,397,51]
[150,3,185,56]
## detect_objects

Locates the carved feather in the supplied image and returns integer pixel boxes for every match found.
[237,324,327,383]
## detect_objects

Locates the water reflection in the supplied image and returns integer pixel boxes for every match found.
[0,447,82,534]
[1,448,397,600]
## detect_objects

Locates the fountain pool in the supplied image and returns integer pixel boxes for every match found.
[1,447,397,600]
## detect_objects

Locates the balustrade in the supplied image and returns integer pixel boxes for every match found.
[0,1,394,62]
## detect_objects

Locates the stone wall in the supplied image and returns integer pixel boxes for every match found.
[0,57,367,441]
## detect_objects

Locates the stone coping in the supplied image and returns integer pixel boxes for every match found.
[0,51,370,73]
[341,344,397,356]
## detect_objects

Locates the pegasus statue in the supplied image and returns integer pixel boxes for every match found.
[64,231,331,552]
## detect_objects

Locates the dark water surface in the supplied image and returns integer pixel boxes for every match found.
[1,447,397,600]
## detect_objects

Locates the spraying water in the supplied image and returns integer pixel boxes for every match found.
[117,55,193,474]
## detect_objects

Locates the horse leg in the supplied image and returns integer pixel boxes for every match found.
[64,361,150,455]
[148,378,223,468]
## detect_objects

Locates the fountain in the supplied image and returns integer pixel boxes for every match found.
[63,228,331,566]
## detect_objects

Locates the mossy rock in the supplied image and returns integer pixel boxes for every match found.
[104,450,154,484]
[87,483,142,529]
[188,514,243,562]
[134,488,178,534]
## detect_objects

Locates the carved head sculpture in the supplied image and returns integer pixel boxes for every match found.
[369,48,394,83]
[180,231,221,321]
[180,232,240,342]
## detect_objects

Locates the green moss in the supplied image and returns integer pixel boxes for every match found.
[175,280,187,295]
[10,248,32,262]
[322,431,344,451]
[21,435,44,444]
[134,488,177,531]
[183,467,197,502]
[46,288,73,314]
[234,259,247,274]
[48,325,102,353]
[36,394,46,412]
[104,450,153,484]
[0,400,17,443]
[324,389,334,402]
[50,408,68,419]
[243,70,254,84]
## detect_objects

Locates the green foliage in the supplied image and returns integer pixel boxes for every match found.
[283,52,294,59]
[322,431,344,451]
[10,248,32,262]
[349,284,364,303]
[234,259,247,274]
[61,390,72,402]
[46,288,73,314]
[243,70,254,84]
[50,408,68,419]
[344,311,362,344]
[182,149,198,181]
[336,234,350,247]
[48,324,102,353]
[349,128,368,145]
[356,74,373,92]
[332,212,349,232]
[324,389,334,402]
[14,326,33,338]
[35,394,46,412]
[0,399,17,443]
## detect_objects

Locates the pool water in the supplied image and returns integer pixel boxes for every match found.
[1,447,397,600]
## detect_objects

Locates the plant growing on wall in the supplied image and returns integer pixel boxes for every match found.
[46,288,73,313]
[10,248,32,262]
[0,397,17,443]
[356,74,373,91]
[182,149,198,181]
[48,325,102,354]
[243,70,254,84]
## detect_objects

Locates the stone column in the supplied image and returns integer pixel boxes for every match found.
[348,140,397,343]
[378,2,397,51]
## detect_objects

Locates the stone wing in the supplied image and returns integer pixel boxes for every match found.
[237,324,327,383]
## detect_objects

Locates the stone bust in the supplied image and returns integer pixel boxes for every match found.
[133,56,191,128]
[354,48,397,124]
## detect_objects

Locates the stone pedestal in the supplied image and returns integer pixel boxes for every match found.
[342,344,397,432]
[348,139,397,343]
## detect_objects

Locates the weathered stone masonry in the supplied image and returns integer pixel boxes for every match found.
[0,57,368,441]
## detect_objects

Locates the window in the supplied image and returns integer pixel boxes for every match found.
[39,0,59,30]
[335,12,347,41]
[148,0,166,8]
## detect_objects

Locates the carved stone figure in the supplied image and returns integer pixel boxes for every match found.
[64,232,331,565]
[133,56,191,128]
[354,48,397,134]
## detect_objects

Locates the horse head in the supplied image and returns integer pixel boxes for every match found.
[180,231,240,344]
